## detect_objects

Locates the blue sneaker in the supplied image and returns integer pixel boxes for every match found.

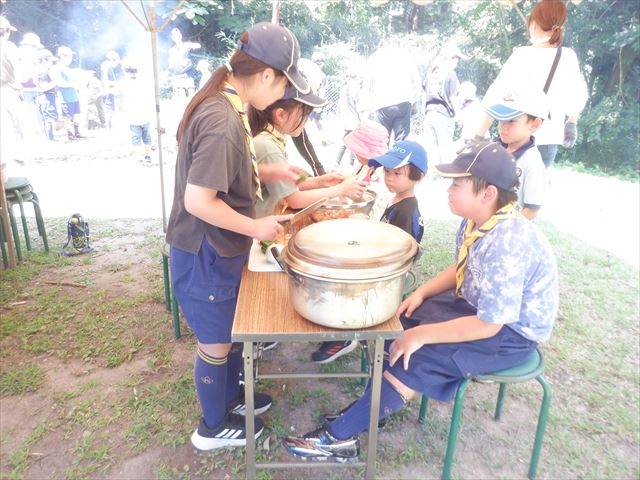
[283,426,359,462]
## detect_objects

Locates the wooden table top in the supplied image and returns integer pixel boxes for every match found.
[232,267,403,342]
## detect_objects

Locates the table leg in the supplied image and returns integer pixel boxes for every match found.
[242,341,256,479]
[365,338,384,479]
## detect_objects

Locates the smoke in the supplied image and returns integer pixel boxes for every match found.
[59,1,180,75]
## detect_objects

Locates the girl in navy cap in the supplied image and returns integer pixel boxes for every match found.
[165,22,308,451]
[248,79,366,219]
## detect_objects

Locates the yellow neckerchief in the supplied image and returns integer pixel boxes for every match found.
[455,202,518,296]
[221,82,262,200]
[261,125,288,158]
[259,126,290,212]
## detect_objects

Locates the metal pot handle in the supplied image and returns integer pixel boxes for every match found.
[270,246,304,285]
[403,270,418,296]
[412,243,424,264]
[268,245,287,272]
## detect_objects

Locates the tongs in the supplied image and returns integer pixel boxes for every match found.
[280,197,327,226]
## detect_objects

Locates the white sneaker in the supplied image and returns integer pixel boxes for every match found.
[190,413,264,451]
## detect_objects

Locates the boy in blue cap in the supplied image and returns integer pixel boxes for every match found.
[310,140,427,364]
[484,90,549,220]
[284,141,558,461]
[369,140,427,241]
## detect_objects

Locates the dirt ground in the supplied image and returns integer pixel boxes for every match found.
[1,121,638,479]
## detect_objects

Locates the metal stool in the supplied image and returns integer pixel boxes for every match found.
[161,243,181,339]
[0,216,10,268]
[3,177,49,261]
[418,347,551,480]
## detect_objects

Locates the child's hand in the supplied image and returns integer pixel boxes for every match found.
[252,214,293,241]
[315,172,344,188]
[335,175,367,200]
[388,329,423,371]
[397,290,423,319]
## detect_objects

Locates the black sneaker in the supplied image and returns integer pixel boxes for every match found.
[227,385,272,416]
[322,400,387,429]
[282,426,359,462]
[311,341,358,363]
[190,413,263,451]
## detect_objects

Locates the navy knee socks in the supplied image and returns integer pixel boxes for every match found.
[194,348,228,430]
[225,342,243,403]
[327,377,406,440]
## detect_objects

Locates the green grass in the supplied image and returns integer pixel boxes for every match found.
[0,216,638,479]
[0,364,45,395]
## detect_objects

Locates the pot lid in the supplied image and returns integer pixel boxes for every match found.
[282,218,418,280]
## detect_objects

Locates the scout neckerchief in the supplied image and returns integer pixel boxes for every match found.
[263,125,288,157]
[260,126,290,212]
[455,202,518,297]
[222,82,262,200]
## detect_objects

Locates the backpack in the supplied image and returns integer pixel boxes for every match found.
[60,213,93,256]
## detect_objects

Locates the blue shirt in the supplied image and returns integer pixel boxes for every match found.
[455,214,559,341]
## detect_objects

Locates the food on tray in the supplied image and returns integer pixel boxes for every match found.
[260,240,275,254]
[310,191,376,223]
[311,208,360,222]
[259,231,292,253]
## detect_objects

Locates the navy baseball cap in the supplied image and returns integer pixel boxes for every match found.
[238,22,310,94]
[281,84,327,108]
[435,141,517,192]
[368,140,428,174]
[280,61,327,108]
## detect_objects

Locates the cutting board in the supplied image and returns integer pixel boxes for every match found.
[247,240,283,272]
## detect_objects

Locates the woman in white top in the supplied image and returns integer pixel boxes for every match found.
[474,0,588,168]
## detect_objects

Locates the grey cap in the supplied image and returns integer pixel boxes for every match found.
[238,22,309,94]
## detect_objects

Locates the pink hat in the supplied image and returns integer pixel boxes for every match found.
[344,120,389,159]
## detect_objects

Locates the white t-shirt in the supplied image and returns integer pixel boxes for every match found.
[515,143,546,209]
[483,46,588,146]
[360,45,421,112]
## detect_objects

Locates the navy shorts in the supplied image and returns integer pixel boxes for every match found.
[386,290,536,402]
[170,240,248,344]
[37,91,59,122]
[130,123,152,146]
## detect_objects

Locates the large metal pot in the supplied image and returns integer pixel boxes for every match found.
[280,218,419,329]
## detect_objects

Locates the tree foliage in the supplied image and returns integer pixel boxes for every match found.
[1,0,637,176]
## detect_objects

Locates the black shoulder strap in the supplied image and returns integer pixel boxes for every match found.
[543,47,562,94]
[291,129,326,177]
